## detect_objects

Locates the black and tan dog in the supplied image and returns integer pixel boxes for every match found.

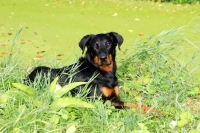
[27,32,157,112]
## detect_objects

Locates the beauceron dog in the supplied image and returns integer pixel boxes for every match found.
[26,32,158,113]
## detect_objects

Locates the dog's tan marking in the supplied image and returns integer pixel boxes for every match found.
[94,55,99,65]
[114,86,120,97]
[99,54,113,72]
[101,87,113,98]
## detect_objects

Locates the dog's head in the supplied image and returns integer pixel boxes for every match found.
[79,32,123,72]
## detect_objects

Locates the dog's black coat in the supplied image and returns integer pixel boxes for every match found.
[27,32,126,107]
[26,32,160,113]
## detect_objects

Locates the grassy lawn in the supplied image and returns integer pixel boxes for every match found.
[0,0,200,132]
[0,0,200,60]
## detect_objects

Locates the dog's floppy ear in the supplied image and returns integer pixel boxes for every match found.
[107,32,123,50]
[79,34,94,54]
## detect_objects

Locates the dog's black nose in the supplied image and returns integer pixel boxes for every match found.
[100,55,107,60]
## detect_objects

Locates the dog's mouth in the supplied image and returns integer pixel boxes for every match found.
[99,59,111,66]
[94,54,113,66]
[99,61,111,66]
[93,54,114,72]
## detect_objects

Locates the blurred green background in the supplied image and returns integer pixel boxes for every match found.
[0,0,199,62]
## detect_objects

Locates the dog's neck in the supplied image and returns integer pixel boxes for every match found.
[84,55,116,76]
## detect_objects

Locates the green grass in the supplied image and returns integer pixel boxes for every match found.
[160,0,200,4]
[0,0,200,132]
[0,20,200,132]
[0,0,200,62]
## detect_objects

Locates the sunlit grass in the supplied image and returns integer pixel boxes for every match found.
[1,0,200,61]
[0,18,200,133]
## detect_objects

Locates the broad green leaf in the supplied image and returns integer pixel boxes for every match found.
[66,124,76,133]
[53,82,87,99]
[59,109,69,120]
[180,112,193,121]
[10,128,21,133]
[50,97,94,110]
[193,87,200,94]
[135,96,142,102]
[161,83,169,90]
[12,83,36,96]
[0,93,9,103]
[143,75,151,84]
[149,87,157,94]
[0,88,20,103]
[136,75,151,85]
[138,123,148,130]
[33,99,42,107]
[189,129,200,133]
[107,109,112,115]
[143,130,151,133]
[178,119,188,128]
[187,87,200,96]
[18,104,26,113]
[50,114,60,125]
[49,77,59,93]
[131,130,143,133]
[138,123,150,133]
[178,112,193,128]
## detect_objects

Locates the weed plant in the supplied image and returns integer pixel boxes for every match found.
[154,0,200,4]
[0,21,200,132]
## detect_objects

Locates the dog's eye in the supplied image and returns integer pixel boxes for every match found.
[94,43,99,49]
[105,42,111,47]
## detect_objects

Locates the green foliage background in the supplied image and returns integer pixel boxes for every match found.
[0,0,200,132]
[1,21,200,132]
[158,0,200,4]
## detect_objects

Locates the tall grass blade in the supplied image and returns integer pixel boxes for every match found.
[66,124,76,133]
[7,28,23,64]
[12,83,36,96]
[50,97,94,111]
[49,76,59,93]
[53,82,87,99]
